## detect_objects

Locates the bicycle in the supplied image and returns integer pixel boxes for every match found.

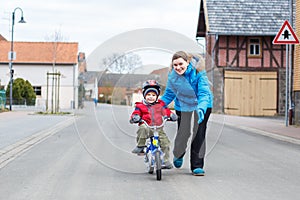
[141,118,168,181]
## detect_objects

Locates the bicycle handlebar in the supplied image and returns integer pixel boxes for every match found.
[141,118,168,129]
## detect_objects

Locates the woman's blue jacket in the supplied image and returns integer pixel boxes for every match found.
[160,58,213,114]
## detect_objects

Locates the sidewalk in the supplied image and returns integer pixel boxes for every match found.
[0,109,76,169]
[211,114,300,145]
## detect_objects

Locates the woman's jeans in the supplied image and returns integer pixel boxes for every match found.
[174,108,211,170]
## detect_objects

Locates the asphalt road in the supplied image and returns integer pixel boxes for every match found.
[0,103,299,200]
[0,110,72,149]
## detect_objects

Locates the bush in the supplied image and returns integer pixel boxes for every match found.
[6,78,36,106]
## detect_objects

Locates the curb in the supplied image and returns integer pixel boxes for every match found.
[220,121,300,145]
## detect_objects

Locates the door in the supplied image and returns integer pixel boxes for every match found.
[224,71,277,116]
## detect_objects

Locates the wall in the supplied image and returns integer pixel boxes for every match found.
[294,0,300,125]
[217,36,286,68]
[206,34,288,115]
[0,63,75,110]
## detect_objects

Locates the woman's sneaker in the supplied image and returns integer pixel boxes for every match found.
[192,168,205,176]
[131,146,145,155]
[173,157,183,168]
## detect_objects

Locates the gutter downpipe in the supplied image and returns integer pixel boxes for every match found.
[288,0,293,125]
[211,34,219,111]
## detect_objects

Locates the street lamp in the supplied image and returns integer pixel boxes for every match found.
[9,7,26,111]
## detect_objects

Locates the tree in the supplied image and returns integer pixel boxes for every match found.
[45,29,66,70]
[102,53,142,74]
[6,78,36,105]
[45,29,66,113]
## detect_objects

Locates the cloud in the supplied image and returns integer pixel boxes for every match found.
[0,0,201,56]
[86,28,204,71]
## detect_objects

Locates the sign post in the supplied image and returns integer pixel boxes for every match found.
[273,20,300,126]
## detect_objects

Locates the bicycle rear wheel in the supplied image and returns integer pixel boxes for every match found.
[155,151,162,180]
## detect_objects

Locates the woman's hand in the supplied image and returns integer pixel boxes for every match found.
[197,109,204,124]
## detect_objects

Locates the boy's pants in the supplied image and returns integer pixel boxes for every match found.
[136,124,171,162]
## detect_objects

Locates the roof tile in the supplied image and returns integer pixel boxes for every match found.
[0,40,78,64]
[204,0,294,35]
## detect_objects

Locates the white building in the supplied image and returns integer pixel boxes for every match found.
[0,35,78,110]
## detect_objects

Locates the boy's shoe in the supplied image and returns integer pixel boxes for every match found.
[131,146,145,155]
[162,161,173,169]
[173,157,183,168]
[192,168,205,176]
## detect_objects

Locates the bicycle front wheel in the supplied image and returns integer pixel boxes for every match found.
[146,153,154,174]
[155,151,162,180]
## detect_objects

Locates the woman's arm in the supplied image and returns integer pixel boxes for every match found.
[196,70,211,122]
[159,100,171,117]
[160,79,176,106]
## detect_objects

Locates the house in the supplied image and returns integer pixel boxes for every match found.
[81,63,169,106]
[0,35,78,110]
[196,0,294,117]
[79,71,103,102]
[78,52,87,73]
[97,73,161,106]
[294,1,300,125]
[151,67,169,86]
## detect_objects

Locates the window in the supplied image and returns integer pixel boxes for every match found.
[248,38,261,57]
[33,86,41,96]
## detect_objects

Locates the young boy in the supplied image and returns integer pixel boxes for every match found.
[130,80,177,169]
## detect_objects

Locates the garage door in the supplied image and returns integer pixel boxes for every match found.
[224,71,277,116]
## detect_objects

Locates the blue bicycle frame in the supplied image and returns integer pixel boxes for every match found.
[142,119,167,180]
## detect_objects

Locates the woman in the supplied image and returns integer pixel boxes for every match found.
[160,51,213,176]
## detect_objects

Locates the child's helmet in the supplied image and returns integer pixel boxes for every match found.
[142,80,161,98]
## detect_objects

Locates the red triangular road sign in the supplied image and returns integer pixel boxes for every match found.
[273,20,300,44]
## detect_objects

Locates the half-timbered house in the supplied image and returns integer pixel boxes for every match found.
[294,0,300,125]
[196,0,295,117]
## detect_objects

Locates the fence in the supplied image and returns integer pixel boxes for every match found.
[0,90,6,110]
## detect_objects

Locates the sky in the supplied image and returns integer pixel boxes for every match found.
[0,0,201,58]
